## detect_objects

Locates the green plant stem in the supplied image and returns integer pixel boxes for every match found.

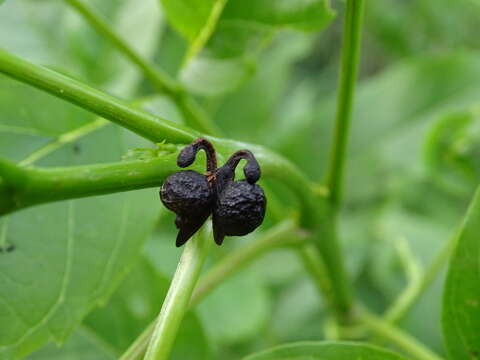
[64,0,221,135]
[120,219,305,360]
[0,48,197,144]
[0,49,320,226]
[382,238,423,324]
[314,212,352,324]
[297,243,333,305]
[143,232,210,360]
[0,154,185,215]
[326,0,365,209]
[0,47,350,334]
[185,0,228,61]
[65,0,176,93]
[384,235,457,324]
[310,0,366,325]
[357,308,444,360]
[0,145,318,231]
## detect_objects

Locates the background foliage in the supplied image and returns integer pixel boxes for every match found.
[1,0,480,359]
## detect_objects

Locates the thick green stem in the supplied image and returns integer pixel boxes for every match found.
[357,308,444,360]
[326,0,365,209]
[314,211,352,323]
[0,47,349,334]
[64,0,221,135]
[287,231,443,360]
[0,49,319,226]
[121,220,305,360]
[0,48,197,143]
[0,146,319,231]
[144,232,210,360]
[311,0,366,324]
[292,233,442,360]
[0,154,185,215]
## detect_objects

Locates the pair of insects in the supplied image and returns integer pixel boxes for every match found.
[160,138,266,247]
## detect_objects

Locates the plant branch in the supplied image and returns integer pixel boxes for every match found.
[309,0,366,325]
[65,0,176,93]
[0,145,319,232]
[384,235,457,324]
[0,47,351,331]
[0,49,322,225]
[383,238,423,323]
[0,48,197,143]
[325,0,365,209]
[297,242,333,305]
[357,308,444,360]
[64,0,222,135]
[0,154,186,215]
[184,0,228,61]
[144,231,210,360]
[314,212,353,323]
[121,219,304,360]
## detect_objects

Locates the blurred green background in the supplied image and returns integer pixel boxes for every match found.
[1,0,480,359]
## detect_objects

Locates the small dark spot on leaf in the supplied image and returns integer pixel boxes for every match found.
[73,144,81,154]
[0,244,15,253]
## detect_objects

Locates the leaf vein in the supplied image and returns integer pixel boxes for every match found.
[0,201,75,349]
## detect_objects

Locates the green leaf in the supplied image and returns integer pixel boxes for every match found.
[0,79,160,358]
[84,257,211,359]
[160,0,217,44]
[274,52,480,188]
[243,341,408,360]
[424,107,480,197]
[212,31,314,139]
[162,0,334,45]
[0,0,161,94]
[271,278,325,341]
[179,56,256,96]
[442,186,480,359]
[222,0,335,32]
[25,329,116,360]
[161,0,335,95]
[369,206,453,352]
[196,269,270,344]
[99,0,165,96]
[365,0,480,58]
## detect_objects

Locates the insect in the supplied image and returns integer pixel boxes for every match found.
[160,138,266,247]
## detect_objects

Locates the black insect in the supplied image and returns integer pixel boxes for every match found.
[160,138,266,247]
